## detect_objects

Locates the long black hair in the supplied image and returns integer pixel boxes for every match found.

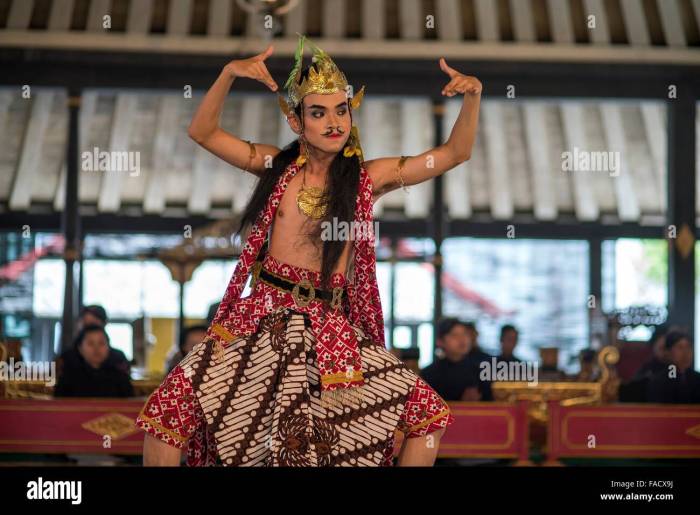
[237,66,362,291]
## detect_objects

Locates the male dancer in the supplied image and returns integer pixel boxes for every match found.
[137,35,481,466]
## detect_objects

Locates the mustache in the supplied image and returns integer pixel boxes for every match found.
[321,127,345,136]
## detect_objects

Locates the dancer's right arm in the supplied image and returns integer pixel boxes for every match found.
[188,45,281,177]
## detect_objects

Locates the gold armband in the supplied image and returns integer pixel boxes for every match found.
[242,140,257,172]
[396,155,409,192]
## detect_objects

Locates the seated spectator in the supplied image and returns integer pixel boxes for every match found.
[56,305,131,379]
[620,324,673,402]
[573,349,599,382]
[647,331,700,404]
[463,321,494,400]
[54,325,134,398]
[538,347,566,381]
[420,318,481,401]
[78,304,108,329]
[497,324,521,363]
[635,323,670,380]
[166,325,208,373]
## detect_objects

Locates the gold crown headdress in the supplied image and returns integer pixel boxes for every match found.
[277,34,366,162]
[278,34,365,111]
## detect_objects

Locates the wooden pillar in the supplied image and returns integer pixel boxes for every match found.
[388,237,397,349]
[432,100,446,347]
[60,91,82,354]
[178,275,185,338]
[589,237,602,307]
[162,259,201,347]
[666,84,696,336]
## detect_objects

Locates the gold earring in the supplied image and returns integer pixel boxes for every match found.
[296,137,309,167]
[343,125,363,159]
[343,132,355,157]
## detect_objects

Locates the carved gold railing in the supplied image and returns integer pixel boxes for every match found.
[2,377,163,400]
[131,379,162,397]
[492,346,620,424]
[3,380,54,400]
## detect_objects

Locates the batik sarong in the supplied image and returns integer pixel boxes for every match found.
[137,254,453,466]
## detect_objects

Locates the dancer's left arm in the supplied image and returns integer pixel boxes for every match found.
[366,58,481,202]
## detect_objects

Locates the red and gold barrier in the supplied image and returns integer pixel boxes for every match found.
[546,401,700,463]
[394,401,531,463]
[0,398,145,455]
[2,398,532,460]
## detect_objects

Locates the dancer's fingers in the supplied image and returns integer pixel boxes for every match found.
[256,63,278,91]
[256,45,274,61]
[439,57,457,78]
[441,77,459,95]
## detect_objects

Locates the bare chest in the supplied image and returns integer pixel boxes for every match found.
[273,174,322,237]
[268,173,353,273]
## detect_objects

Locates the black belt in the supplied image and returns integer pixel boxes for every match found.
[256,265,346,309]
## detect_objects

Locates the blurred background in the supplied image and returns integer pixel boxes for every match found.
[0,0,700,373]
[0,0,698,466]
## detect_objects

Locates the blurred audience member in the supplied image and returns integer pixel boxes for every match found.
[497,324,521,363]
[61,305,131,377]
[539,347,566,381]
[620,325,671,402]
[463,321,494,400]
[77,305,108,329]
[55,325,133,397]
[573,349,599,382]
[635,324,670,380]
[166,325,208,373]
[647,331,700,404]
[420,318,481,401]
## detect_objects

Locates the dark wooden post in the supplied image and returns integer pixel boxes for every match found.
[666,84,696,337]
[60,90,82,354]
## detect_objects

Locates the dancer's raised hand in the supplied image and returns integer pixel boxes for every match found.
[226,45,278,91]
[439,58,481,97]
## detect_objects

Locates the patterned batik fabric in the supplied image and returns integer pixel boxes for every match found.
[135,364,219,466]
[136,309,453,466]
[207,161,385,396]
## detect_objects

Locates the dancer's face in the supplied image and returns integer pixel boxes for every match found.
[290,91,352,155]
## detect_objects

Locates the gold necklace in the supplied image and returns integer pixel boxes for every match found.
[296,166,328,219]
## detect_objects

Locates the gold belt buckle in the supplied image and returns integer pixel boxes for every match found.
[292,278,315,307]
